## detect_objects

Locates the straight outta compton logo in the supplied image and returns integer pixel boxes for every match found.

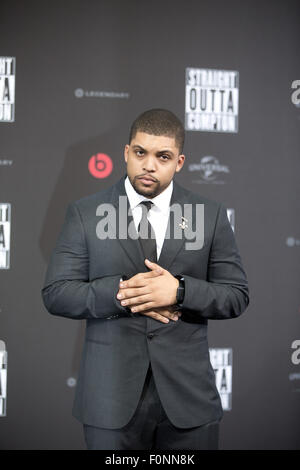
[0,57,15,122]
[0,204,11,269]
[185,68,239,133]
[209,348,233,410]
[0,341,7,417]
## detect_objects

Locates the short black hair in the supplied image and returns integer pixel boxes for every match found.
[129,108,185,154]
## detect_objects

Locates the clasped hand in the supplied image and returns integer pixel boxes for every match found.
[116,259,181,324]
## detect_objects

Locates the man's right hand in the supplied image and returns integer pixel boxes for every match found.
[117,268,181,323]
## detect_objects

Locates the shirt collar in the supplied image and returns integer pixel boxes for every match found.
[124,175,173,214]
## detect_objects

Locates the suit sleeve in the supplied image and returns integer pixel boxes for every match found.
[41,202,130,320]
[181,203,249,320]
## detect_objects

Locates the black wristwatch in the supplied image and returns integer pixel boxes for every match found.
[175,275,185,309]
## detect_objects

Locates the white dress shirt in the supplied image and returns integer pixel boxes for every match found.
[124,176,173,261]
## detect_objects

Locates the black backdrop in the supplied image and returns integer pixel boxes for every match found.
[0,0,299,449]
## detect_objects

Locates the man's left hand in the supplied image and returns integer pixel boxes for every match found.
[117,259,179,313]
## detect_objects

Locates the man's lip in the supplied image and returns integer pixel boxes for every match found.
[138,176,156,182]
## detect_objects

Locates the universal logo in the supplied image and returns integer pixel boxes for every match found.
[189,156,230,184]
[74,88,130,99]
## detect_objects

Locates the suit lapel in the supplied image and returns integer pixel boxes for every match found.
[156,184,189,270]
[110,174,189,272]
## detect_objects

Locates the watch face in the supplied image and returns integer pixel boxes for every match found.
[177,286,184,303]
[177,276,185,303]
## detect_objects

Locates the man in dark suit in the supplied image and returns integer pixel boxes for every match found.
[42,108,249,450]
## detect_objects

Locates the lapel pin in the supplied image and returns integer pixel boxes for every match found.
[179,217,188,230]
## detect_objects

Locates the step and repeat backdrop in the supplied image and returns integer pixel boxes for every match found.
[0,0,299,449]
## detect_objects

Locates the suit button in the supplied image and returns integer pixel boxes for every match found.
[147,333,155,340]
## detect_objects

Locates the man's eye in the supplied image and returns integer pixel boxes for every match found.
[160,155,170,160]
[136,150,144,156]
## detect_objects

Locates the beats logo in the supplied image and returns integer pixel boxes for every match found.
[88,153,113,178]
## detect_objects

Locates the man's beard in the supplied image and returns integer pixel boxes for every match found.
[130,175,161,198]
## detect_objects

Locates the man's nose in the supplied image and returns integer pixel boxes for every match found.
[142,155,157,172]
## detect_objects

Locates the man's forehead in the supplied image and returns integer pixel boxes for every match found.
[130,132,178,150]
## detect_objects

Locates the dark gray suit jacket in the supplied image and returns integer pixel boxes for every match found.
[41,173,249,429]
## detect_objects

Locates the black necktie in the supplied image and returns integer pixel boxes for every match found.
[137,201,157,263]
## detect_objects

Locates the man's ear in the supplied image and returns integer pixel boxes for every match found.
[176,154,185,172]
[124,144,129,163]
